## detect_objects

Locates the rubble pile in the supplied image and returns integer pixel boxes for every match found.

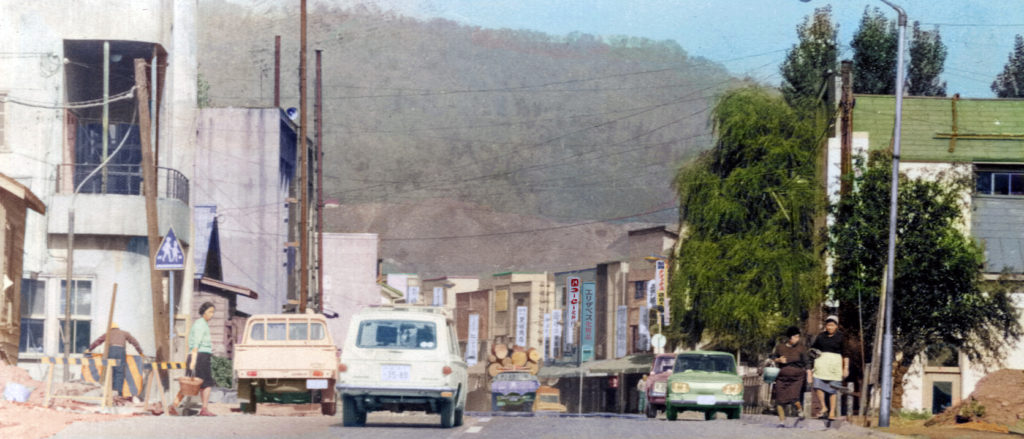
[926,369,1024,430]
[0,364,126,439]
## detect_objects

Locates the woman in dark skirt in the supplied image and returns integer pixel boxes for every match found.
[170,302,217,416]
[771,326,810,427]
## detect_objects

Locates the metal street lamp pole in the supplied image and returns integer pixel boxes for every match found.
[878,0,906,428]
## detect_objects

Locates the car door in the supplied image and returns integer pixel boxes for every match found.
[447,323,469,405]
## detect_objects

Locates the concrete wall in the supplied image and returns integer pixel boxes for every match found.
[322,233,379,351]
[194,108,289,315]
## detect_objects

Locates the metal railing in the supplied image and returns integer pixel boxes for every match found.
[56,163,189,204]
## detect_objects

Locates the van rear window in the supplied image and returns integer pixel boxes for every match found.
[356,320,436,349]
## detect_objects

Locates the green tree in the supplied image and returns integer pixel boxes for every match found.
[907,22,947,96]
[829,151,1021,408]
[669,87,825,354]
[992,34,1024,97]
[851,7,897,95]
[780,6,838,110]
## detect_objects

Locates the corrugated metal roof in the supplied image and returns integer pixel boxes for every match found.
[852,95,1024,162]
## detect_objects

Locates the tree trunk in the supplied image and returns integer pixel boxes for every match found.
[891,359,913,411]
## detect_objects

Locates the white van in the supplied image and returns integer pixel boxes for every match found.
[336,305,468,428]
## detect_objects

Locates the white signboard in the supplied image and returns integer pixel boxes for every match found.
[616,305,627,358]
[467,314,479,366]
[406,286,420,304]
[646,280,657,309]
[433,287,444,306]
[515,306,528,347]
[543,313,551,361]
[565,277,580,346]
[551,309,562,359]
[638,306,650,351]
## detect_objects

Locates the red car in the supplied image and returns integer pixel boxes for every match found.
[644,353,676,418]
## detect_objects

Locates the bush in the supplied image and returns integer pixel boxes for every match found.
[211,356,233,388]
[958,399,985,421]
[897,408,933,420]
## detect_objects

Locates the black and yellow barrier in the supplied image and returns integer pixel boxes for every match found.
[82,354,152,398]
[42,356,118,407]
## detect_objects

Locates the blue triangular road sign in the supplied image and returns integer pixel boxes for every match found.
[155,227,185,270]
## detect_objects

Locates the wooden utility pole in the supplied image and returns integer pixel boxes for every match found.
[136,58,170,386]
[840,60,854,197]
[274,35,281,108]
[315,49,324,313]
[298,0,309,313]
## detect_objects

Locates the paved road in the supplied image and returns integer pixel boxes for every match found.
[52,410,894,439]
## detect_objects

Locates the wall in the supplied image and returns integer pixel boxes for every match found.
[322,233,379,350]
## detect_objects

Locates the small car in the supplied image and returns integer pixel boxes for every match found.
[337,305,468,428]
[490,371,540,411]
[643,353,677,418]
[664,350,743,421]
[533,386,567,413]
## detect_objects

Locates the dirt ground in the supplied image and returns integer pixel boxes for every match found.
[926,369,1024,432]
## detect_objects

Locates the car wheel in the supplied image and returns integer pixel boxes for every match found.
[454,406,464,427]
[704,410,715,421]
[644,402,654,418]
[342,396,364,427]
[439,399,456,428]
[665,405,678,421]
[727,407,742,420]
[491,394,499,412]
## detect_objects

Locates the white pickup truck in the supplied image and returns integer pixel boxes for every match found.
[233,314,339,415]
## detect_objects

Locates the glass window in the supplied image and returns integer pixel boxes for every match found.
[976,171,992,194]
[20,279,45,317]
[674,354,735,373]
[59,279,92,316]
[56,279,91,354]
[19,318,44,353]
[309,323,325,340]
[59,320,91,354]
[634,281,645,299]
[356,320,437,349]
[289,322,309,341]
[1012,174,1024,196]
[266,322,286,341]
[994,173,1010,195]
[249,322,265,341]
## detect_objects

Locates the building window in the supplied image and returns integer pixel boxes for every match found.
[634,281,645,299]
[59,279,92,354]
[976,169,1024,196]
[19,279,46,354]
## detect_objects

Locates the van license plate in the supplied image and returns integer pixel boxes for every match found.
[381,365,410,381]
[306,379,328,389]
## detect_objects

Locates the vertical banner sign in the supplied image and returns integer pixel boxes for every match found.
[565,277,580,347]
[616,305,627,358]
[638,306,650,351]
[552,309,562,359]
[581,281,596,362]
[543,313,551,361]
[407,286,420,304]
[515,306,529,347]
[655,260,666,308]
[659,260,671,326]
[646,280,657,309]
[467,313,479,366]
[433,287,444,306]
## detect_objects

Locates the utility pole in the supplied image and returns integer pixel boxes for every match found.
[136,58,170,387]
[298,0,310,313]
[315,49,324,313]
[274,35,281,108]
[839,60,853,197]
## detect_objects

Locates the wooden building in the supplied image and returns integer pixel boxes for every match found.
[0,173,45,364]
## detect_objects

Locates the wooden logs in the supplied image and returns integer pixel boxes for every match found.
[488,362,502,377]
[493,343,509,360]
[501,357,513,368]
[510,351,528,367]
[527,348,541,363]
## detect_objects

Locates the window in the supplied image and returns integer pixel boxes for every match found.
[926,344,959,368]
[356,320,437,350]
[634,281,645,299]
[976,169,1024,196]
[249,323,265,341]
[19,279,46,354]
[310,322,325,340]
[289,322,308,340]
[266,322,286,341]
[59,280,92,354]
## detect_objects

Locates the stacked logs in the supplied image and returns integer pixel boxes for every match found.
[486,343,542,377]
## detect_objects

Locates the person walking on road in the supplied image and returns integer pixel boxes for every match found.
[810,315,848,421]
[88,323,144,403]
[170,302,217,416]
[637,374,648,414]
[770,326,810,427]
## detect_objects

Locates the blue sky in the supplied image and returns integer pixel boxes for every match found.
[298,0,1024,98]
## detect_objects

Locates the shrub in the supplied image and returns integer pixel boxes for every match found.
[211,355,233,388]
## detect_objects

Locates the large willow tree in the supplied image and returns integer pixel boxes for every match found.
[670,87,825,354]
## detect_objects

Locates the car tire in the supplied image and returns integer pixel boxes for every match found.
[727,407,742,420]
[439,399,456,428]
[665,405,678,421]
[704,410,715,421]
[454,406,464,427]
[342,396,364,427]
[491,394,499,412]
[645,402,656,418]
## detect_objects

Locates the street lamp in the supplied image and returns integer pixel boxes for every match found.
[795,0,905,426]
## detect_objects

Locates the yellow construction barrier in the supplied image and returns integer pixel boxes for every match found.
[42,356,117,407]
[82,353,151,398]
[142,362,187,414]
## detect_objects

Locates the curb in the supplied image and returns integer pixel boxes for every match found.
[468,411,646,420]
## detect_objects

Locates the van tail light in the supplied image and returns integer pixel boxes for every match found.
[338,363,348,373]
[442,366,453,375]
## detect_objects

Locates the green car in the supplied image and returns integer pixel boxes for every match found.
[664,351,743,421]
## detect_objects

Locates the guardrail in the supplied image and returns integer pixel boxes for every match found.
[56,164,189,204]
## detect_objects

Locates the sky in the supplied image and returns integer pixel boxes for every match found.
[276,0,1024,98]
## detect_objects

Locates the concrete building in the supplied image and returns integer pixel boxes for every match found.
[595,261,630,360]
[626,226,678,354]
[422,276,480,310]
[489,272,555,354]
[553,267,596,360]
[847,95,1024,414]
[385,273,421,305]
[2,1,197,379]
[321,232,380,349]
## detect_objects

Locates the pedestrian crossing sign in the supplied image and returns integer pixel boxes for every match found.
[155,227,185,270]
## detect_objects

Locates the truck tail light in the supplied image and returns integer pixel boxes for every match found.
[313,370,324,377]
[442,366,453,375]
[338,363,348,373]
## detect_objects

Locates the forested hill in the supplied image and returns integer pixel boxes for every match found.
[197,1,741,275]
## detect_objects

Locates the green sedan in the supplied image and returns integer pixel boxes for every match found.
[664,351,743,421]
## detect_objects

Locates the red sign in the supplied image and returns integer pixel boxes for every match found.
[568,277,581,323]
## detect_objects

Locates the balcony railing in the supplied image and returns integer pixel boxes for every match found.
[56,163,189,205]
